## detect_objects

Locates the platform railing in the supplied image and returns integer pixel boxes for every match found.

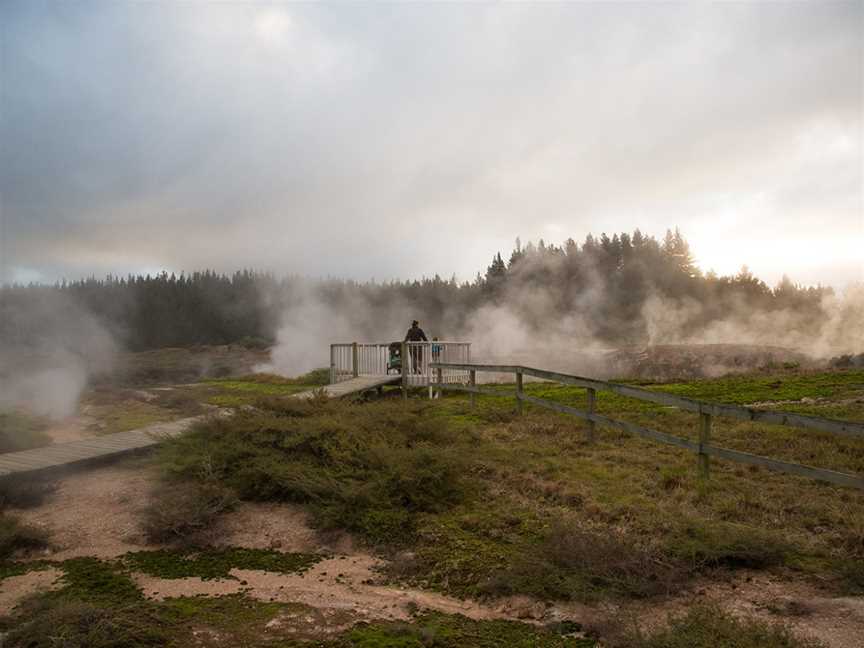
[330,341,471,387]
[429,362,864,491]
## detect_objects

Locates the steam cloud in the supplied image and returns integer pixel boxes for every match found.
[0,290,117,418]
[263,275,864,380]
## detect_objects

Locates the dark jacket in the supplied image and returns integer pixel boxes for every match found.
[404,325,428,342]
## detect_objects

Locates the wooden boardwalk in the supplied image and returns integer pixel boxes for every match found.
[0,375,399,479]
[0,416,205,479]
[292,374,400,399]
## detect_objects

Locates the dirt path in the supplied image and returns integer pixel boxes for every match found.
[42,410,99,444]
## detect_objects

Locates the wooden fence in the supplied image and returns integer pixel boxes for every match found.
[429,362,864,491]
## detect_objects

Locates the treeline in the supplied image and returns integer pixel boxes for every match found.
[0,229,835,352]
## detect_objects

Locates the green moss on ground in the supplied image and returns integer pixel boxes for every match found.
[123,547,322,580]
[324,613,594,648]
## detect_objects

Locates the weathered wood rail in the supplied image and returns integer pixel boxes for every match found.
[430,362,864,491]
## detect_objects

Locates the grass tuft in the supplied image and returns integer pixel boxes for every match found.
[624,604,824,648]
[0,513,49,560]
[141,479,237,545]
[4,600,170,648]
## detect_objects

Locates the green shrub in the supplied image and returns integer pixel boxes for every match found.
[4,600,169,648]
[666,520,788,570]
[154,399,469,546]
[0,513,49,559]
[237,336,270,350]
[141,479,237,545]
[0,477,55,509]
[626,604,824,648]
[482,519,682,601]
[296,367,331,385]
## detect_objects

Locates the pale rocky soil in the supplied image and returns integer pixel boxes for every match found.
[42,410,98,444]
[4,459,864,646]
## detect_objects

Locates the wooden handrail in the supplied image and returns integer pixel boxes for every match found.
[429,361,864,491]
[431,362,864,439]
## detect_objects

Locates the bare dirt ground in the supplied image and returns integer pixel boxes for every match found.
[0,569,63,616]
[6,458,864,646]
[41,409,99,444]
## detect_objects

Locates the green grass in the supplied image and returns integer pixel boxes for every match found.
[203,372,327,407]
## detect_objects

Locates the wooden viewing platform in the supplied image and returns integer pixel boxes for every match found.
[0,374,402,480]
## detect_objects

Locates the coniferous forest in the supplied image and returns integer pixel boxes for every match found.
[1,229,850,354]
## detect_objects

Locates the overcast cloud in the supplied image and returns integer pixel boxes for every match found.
[1,1,861,288]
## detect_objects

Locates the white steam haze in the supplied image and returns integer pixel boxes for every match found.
[0,292,117,418]
[262,274,864,378]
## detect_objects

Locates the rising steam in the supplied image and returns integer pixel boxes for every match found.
[0,289,117,418]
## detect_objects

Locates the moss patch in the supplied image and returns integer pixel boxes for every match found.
[123,548,323,580]
[327,613,595,648]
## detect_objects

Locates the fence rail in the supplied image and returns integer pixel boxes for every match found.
[430,362,864,491]
[330,341,471,390]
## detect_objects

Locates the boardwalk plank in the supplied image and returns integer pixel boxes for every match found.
[0,376,400,479]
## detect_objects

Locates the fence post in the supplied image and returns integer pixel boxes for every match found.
[586,388,596,443]
[401,341,408,400]
[698,412,712,479]
[469,369,476,408]
[436,366,443,399]
[352,342,359,378]
[515,370,523,415]
[329,345,336,384]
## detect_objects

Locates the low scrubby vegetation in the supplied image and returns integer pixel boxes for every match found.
[155,398,469,546]
[141,480,237,545]
[0,513,49,560]
[4,600,171,648]
[623,605,825,648]
[0,476,55,510]
[148,369,864,607]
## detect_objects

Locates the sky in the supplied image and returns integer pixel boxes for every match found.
[1,1,862,289]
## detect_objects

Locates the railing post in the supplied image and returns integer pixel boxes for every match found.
[352,342,359,378]
[586,388,596,443]
[469,369,476,408]
[329,345,336,384]
[436,366,443,400]
[401,341,408,400]
[698,412,712,479]
[515,370,523,415]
